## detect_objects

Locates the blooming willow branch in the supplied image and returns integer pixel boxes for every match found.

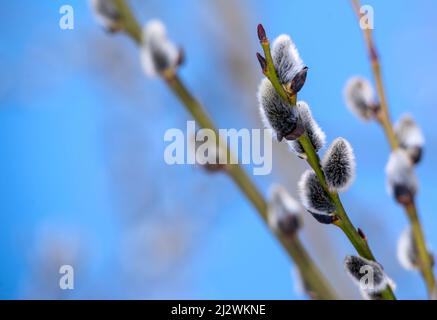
[90,0,337,300]
[256,24,396,300]
[348,0,435,298]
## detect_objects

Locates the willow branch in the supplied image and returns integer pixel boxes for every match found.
[351,0,435,297]
[259,26,396,300]
[107,0,338,300]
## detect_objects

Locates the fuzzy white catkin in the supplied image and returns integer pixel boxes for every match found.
[343,77,376,121]
[298,170,335,216]
[397,227,418,271]
[321,138,356,192]
[287,101,326,157]
[140,20,179,77]
[385,149,418,199]
[258,79,284,137]
[267,185,302,235]
[344,255,393,294]
[90,0,121,31]
[395,114,424,148]
[257,78,301,142]
[271,35,305,85]
[394,114,425,164]
[397,227,433,272]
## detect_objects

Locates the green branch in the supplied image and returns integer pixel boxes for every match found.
[259,25,396,300]
[105,0,338,300]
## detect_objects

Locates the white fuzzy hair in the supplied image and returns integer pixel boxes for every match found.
[394,114,425,149]
[267,184,302,232]
[344,255,393,294]
[321,137,356,192]
[90,0,121,30]
[298,170,335,215]
[271,35,305,85]
[140,19,179,77]
[288,101,326,157]
[385,149,418,197]
[343,76,375,121]
[397,227,418,271]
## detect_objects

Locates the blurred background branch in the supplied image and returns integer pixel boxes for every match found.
[351,0,436,298]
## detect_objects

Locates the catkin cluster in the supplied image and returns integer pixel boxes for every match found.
[256,27,393,298]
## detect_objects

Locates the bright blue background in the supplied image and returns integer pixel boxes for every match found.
[0,0,436,299]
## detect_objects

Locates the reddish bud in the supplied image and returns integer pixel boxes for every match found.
[357,227,367,240]
[256,52,267,72]
[289,66,309,94]
[257,24,267,42]
[369,46,378,62]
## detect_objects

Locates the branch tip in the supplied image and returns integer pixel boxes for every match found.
[257,23,267,42]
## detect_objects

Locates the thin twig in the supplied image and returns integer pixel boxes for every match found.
[351,0,435,297]
[106,0,338,300]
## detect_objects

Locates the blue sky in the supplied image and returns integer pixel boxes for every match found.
[0,0,436,299]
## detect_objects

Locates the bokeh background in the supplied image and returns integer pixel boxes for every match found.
[1,0,436,299]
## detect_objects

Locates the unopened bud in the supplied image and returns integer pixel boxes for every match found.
[257,24,267,42]
[256,52,267,72]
